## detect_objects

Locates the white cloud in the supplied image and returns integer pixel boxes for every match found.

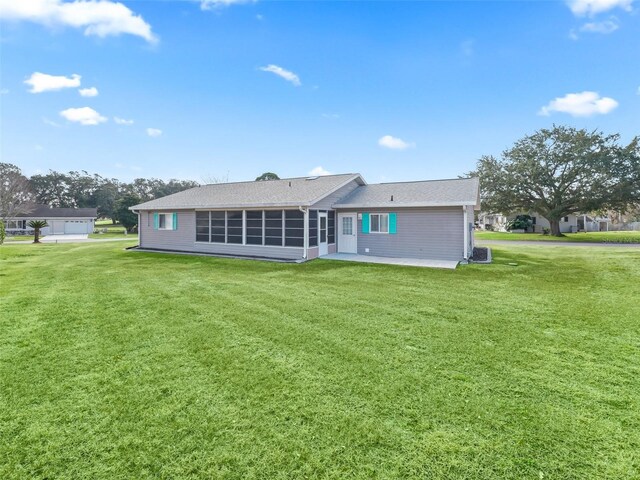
[322,113,340,119]
[580,18,619,33]
[567,0,633,16]
[637,86,640,95]
[42,117,62,127]
[309,166,332,176]
[0,0,157,43]
[78,86,98,97]
[378,135,414,150]
[538,91,618,117]
[460,39,475,57]
[60,106,107,125]
[146,128,162,137]
[259,64,301,86]
[25,72,81,93]
[0,88,8,94]
[200,0,254,10]
[114,116,134,125]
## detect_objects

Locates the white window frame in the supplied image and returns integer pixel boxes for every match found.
[157,213,174,230]
[370,213,389,234]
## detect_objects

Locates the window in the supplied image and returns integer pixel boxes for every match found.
[155,213,175,230]
[285,210,304,247]
[246,211,263,245]
[370,213,389,233]
[265,210,283,246]
[342,216,353,235]
[211,211,225,243]
[196,211,209,242]
[532,217,536,225]
[328,211,335,243]
[226,211,243,244]
[563,216,569,222]
[308,210,318,247]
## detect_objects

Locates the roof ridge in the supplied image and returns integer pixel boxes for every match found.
[201,173,359,187]
[374,177,477,186]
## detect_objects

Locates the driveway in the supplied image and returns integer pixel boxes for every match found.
[41,234,89,242]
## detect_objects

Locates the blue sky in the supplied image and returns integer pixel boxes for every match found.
[1,0,639,184]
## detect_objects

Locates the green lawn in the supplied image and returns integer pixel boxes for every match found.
[3,235,37,242]
[88,231,133,239]
[91,220,129,238]
[1,242,639,479]
[476,230,640,243]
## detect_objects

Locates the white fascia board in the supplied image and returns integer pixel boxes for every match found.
[332,201,478,209]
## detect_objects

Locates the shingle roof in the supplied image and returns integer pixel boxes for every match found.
[131,174,364,210]
[16,205,98,218]
[333,177,480,209]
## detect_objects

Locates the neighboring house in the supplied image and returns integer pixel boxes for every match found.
[504,213,610,233]
[6,205,97,235]
[478,212,507,231]
[130,174,480,263]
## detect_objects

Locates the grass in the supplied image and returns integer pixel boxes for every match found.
[90,220,129,238]
[3,235,37,242]
[1,242,639,479]
[476,230,640,243]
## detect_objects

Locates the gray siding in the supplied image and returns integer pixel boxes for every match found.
[139,210,304,260]
[347,207,464,261]
[311,179,361,210]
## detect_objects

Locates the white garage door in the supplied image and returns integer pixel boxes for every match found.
[64,220,89,234]
[52,220,65,234]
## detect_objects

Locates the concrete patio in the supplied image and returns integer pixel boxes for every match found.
[321,252,458,269]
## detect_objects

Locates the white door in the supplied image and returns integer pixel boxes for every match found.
[319,212,328,256]
[337,213,357,253]
[65,221,88,234]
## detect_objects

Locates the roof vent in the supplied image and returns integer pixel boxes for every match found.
[288,181,292,187]
[390,195,394,202]
[306,176,319,181]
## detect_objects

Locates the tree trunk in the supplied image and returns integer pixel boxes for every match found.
[549,219,562,236]
[33,228,40,243]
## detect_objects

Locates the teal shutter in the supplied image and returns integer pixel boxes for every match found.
[389,213,397,234]
[153,213,159,230]
[172,213,178,230]
[362,213,370,234]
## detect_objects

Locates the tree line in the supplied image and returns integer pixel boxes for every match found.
[0,163,200,228]
[0,166,282,234]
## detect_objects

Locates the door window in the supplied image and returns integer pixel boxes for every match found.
[342,216,353,235]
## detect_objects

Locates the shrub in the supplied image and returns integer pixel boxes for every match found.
[507,214,533,231]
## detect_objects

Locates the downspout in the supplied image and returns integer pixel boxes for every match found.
[299,206,308,260]
[131,209,140,246]
[463,206,469,262]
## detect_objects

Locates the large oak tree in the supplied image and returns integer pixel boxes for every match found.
[472,126,640,236]
[0,163,35,223]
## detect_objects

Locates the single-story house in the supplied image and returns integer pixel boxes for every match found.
[505,213,609,233]
[130,173,480,263]
[6,205,97,235]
